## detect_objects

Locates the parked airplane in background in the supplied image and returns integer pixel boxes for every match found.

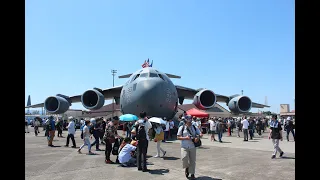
[26,60,270,119]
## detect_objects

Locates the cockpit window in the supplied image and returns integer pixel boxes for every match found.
[158,74,165,81]
[131,74,140,82]
[150,73,159,77]
[140,73,149,78]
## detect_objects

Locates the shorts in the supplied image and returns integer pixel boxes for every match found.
[209,130,215,134]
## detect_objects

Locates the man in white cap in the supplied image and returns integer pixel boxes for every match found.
[65,116,76,148]
[177,115,201,180]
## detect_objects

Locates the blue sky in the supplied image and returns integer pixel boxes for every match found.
[25,0,295,114]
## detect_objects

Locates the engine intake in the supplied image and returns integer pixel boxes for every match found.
[193,89,216,109]
[228,95,252,113]
[81,89,105,110]
[44,96,70,114]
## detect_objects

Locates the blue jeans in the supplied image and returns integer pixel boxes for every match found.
[162,131,169,142]
[126,130,131,138]
[218,131,223,142]
[91,135,100,150]
[286,129,295,141]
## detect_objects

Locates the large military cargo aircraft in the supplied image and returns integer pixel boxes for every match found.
[26,63,269,119]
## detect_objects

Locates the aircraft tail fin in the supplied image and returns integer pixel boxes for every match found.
[165,73,181,79]
[27,95,31,106]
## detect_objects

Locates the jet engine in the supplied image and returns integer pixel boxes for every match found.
[44,96,70,114]
[193,89,216,110]
[228,95,252,114]
[81,89,105,110]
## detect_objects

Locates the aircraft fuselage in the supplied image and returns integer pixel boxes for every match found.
[120,67,178,119]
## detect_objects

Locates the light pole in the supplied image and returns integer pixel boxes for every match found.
[111,69,117,117]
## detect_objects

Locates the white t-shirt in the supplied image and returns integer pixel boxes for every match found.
[135,119,152,141]
[83,125,90,139]
[67,121,76,135]
[208,120,216,131]
[177,125,201,149]
[169,121,174,129]
[192,121,198,127]
[118,144,137,164]
[164,121,170,131]
[241,119,249,129]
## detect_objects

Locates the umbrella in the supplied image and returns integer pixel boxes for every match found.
[119,114,139,122]
[148,117,166,124]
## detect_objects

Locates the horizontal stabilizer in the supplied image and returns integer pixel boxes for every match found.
[118,73,132,78]
[165,73,181,79]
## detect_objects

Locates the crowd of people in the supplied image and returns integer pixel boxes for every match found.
[25,111,295,180]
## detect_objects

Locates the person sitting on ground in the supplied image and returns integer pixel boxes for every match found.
[118,137,137,167]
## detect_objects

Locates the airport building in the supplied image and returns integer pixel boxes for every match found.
[279,104,295,117]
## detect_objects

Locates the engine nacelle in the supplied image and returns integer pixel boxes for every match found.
[193,89,216,110]
[44,96,70,114]
[81,89,105,110]
[228,95,252,114]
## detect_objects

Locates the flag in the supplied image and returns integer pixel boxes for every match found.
[149,60,153,67]
[142,59,150,68]
[141,60,148,68]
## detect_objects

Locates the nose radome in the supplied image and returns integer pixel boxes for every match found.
[135,79,165,109]
[139,79,164,94]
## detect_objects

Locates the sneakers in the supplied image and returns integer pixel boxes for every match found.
[154,155,160,158]
[163,151,167,157]
[280,152,284,157]
[271,155,276,159]
[77,149,82,154]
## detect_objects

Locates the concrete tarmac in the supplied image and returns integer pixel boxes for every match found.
[25,127,295,180]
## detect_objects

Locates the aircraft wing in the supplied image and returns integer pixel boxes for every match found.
[175,85,270,108]
[251,102,270,108]
[25,86,123,108]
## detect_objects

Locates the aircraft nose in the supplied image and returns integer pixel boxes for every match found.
[135,79,166,108]
[139,79,164,95]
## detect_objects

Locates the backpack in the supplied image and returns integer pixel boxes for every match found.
[112,138,122,155]
[89,125,94,134]
[136,124,147,141]
[162,123,167,131]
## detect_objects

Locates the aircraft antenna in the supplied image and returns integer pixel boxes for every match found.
[241,90,243,95]
[111,69,117,117]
